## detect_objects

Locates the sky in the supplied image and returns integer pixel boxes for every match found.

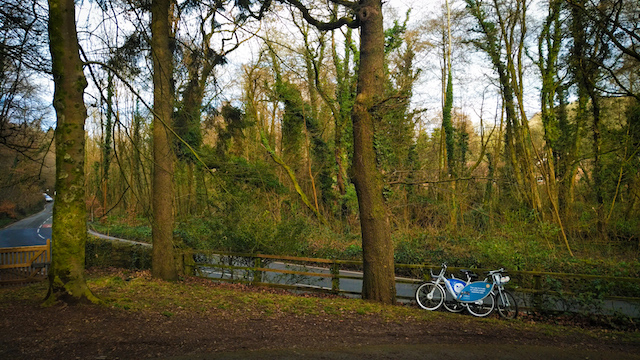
[39,0,544,136]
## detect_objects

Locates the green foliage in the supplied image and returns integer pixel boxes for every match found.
[384,11,409,54]
[276,80,306,168]
[394,236,426,265]
[194,212,311,256]
[343,244,362,259]
[307,116,334,205]
[215,104,252,157]
[85,237,151,270]
[173,98,204,163]
[200,149,285,193]
[375,18,418,174]
[442,70,455,176]
[339,184,359,219]
[90,219,152,243]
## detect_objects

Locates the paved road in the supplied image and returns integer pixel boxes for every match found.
[198,258,421,302]
[0,202,53,247]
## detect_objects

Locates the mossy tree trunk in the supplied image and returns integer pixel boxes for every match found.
[151,0,178,281]
[466,0,543,216]
[352,0,396,304]
[279,0,397,303]
[569,0,607,237]
[538,0,573,256]
[45,0,98,304]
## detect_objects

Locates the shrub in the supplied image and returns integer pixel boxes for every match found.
[86,237,151,270]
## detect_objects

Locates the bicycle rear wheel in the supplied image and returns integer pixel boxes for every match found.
[466,293,495,317]
[415,282,444,311]
[443,294,465,313]
[496,290,518,319]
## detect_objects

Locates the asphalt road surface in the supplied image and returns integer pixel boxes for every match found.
[0,202,53,247]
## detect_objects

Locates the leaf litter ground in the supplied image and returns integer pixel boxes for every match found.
[0,268,638,359]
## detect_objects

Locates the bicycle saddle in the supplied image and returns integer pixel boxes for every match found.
[460,269,478,280]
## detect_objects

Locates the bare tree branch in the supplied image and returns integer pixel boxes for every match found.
[283,0,360,30]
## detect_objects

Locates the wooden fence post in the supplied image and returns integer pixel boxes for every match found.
[533,274,542,311]
[253,257,263,285]
[182,252,195,276]
[331,261,340,294]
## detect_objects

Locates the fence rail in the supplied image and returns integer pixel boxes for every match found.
[0,239,51,286]
[180,249,640,317]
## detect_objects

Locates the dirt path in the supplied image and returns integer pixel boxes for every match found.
[168,344,639,360]
[1,300,638,360]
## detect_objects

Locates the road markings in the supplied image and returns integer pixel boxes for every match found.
[37,216,53,239]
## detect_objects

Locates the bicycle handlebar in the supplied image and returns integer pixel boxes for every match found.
[486,268,506,275]
[430,263,447,278]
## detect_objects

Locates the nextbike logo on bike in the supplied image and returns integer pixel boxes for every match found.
[453,282,464,294]
[449,278,466,295]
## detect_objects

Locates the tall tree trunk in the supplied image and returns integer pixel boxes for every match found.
[331,28,354,199]
[557,86,580,224]
[569,0,606,237]
[591,92,605,235]
[151,0,177,281]
[467,0,542,215]
[45,0,98,304]
[352,0,396,304]
[537,0,573,255]
[442,71,457,227]
[102,72,114,214]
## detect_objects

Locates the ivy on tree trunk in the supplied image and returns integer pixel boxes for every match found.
[45,0,99,304]
[351,0,396,304]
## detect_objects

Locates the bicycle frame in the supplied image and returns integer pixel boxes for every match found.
[430,264,493,304]
[487,268,512,307]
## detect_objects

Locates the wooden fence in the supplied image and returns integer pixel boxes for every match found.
[0,239,51,286]
[180,249,640,316]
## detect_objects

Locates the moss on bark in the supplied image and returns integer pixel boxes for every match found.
[45,0,98,305]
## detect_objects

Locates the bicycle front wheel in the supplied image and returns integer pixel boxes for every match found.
[466,293,495,317]
[496,290,518,319]
[415,282,444,311]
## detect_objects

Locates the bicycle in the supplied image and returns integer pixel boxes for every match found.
[486,268,518,319]
[437,268,479,313]
[415,263,495,317]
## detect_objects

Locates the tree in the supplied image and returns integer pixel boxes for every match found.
[45,0,98,304]
[172,0,251,216]
[536,0,574,255]
[568,0,609,236]
[567,0,639,99]
[101,72,114,214]
[0,0,50,155]
[151,0,178,281]
[0,1,53,214]
[298,17,358,214]
[440,0,459,227]
[466,0,543,216]
[348,0,395,304]
[279,0,395,303]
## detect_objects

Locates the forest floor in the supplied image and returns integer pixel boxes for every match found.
[1,268,639,360]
